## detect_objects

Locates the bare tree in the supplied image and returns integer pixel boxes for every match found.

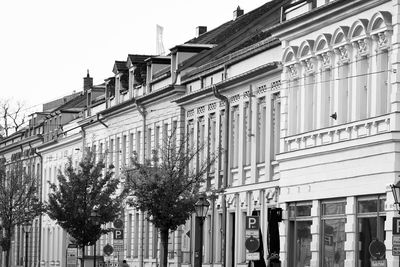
[0,99,26,138]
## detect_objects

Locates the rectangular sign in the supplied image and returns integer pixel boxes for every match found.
[113,239,124,252]
[246,252,260,261]
[66,245,78,267]
[246,216,260,230]
[394,218,400,235]
[393,235,400,256]
[113,229,124,240]
[371,259,387,267]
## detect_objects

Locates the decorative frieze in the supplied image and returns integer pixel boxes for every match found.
[271,80,281,91]
[187,109,194,117]
[208,102,217,111]
[197,106,205,114]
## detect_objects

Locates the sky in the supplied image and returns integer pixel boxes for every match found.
[0,0,270,113]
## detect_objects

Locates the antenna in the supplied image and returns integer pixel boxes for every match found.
[156,24,165,56]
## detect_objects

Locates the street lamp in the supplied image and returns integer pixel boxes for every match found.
[23,221,32,267]
[391,181,400,213]
[90,209,101,267]
[194,194,210,267]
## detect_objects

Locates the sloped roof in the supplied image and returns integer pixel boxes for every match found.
[127,54,153,65]
[56,92,87,111]
[113,61,128,74]
[180,0,287,69]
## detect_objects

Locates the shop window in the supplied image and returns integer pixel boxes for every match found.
[357,196,386,267]
[321,199,346,267]
[288,202,313,267]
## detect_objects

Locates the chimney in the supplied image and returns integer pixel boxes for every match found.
[233,6,244,20]
[83,69,93,92]
[196,26,207,37]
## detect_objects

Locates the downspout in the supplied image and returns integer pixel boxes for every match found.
[134,97,146,267]
[97,114,108,128]
[212,85,229,267]
[30,140,43,267]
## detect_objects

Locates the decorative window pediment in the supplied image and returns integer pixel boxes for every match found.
[298,40,314,59]
[282,46,299,65]
[331,26,350,47]
[368,11,392,51]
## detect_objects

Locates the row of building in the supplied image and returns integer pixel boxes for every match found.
[1,0,399,266]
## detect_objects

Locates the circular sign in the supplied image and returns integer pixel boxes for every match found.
[113,219,123,229]
[103,244,114,256]
[245,236,260,252]
[369,239,386,259]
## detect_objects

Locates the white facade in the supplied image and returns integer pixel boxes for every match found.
[271,0,400,266]
[38,120,83,267]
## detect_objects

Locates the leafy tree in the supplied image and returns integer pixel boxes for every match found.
[0,157,44,267]
[124,132,216,267]
[46,152,122,267]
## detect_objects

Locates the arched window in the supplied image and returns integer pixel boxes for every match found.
[368,11,392,115]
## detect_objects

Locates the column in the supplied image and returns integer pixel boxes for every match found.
[344,196,356,266]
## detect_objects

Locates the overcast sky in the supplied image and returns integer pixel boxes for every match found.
[0,0,269,112]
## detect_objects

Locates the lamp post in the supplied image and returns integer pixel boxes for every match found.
[392,181,400,213]
[194,194,210,267]
[23,221,32,267]
[90,209,101,267]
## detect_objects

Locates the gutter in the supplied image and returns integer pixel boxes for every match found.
[212,85,229,267]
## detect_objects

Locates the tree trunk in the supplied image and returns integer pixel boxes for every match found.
[81,246,85,267]
[5,249,10,267]
[160,228,169,267]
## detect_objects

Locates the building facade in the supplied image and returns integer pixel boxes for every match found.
[270,0,399,266]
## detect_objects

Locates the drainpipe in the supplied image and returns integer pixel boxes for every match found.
[97,114,108,128]
[30,140,43,267]
[134,97,146,267]
[212,85,229,267]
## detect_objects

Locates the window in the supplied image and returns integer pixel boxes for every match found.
[272,93,281,160]
[127,214,132,258]
[288,202,313,267]
[198,117,205,169]
[134,213,139,258]
[147,128,152,158]
[136,131,141,161]
[115,137,120,174]
[257,98,266,163]
[304,73,316,131]
[231,106,240,168]
[321,199,346,267]
[338,63,350,124]
[208,115,216,173]
[109,139,114,165]
[358,55,370,120]
[155,126,160,154]
[244,102,251,166]
[357,196,386,267]
[152,224,158,259]
[289,79,300,134]
[122,135,127,166]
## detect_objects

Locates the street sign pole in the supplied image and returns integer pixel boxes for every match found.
[245,216,260,261]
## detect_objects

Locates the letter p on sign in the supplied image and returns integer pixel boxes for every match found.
[246,216,260,230]
[394,218,400,235]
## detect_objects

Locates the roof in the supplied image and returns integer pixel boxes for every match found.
[113,61,128,74]
[54,92,87,112]
[127,54,153,65]
[180,0,287,69]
